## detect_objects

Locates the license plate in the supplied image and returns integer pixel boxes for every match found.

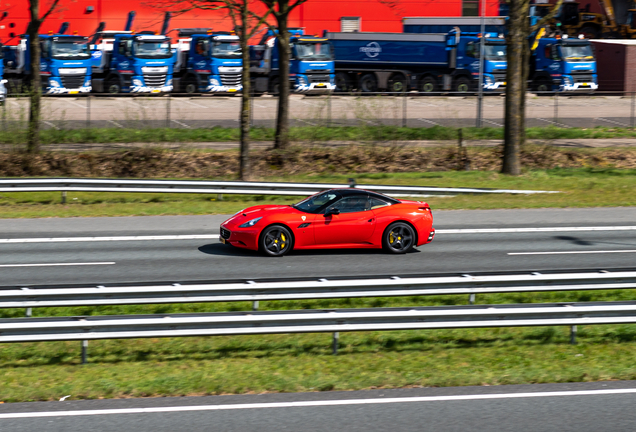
[220,237,226,244]
[581,83,590,87]
[503,82,507,85]
[69,91,78,94]
[228,88,237,92]
[151,89,160,93]
[316,84,325,87]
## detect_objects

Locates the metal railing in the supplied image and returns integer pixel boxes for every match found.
[0,178,557,197]
[3,270,635,310]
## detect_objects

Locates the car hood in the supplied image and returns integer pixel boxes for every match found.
[223,204,294,225]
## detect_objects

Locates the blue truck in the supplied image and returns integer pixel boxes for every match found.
[172,28,242,94]
[249,28,335,94]
[90,12,174,93]
[324,30,507,93]
[402,16,507,35]
[0,40,6,103]
[530,36,598,92]
[3,24,92,95]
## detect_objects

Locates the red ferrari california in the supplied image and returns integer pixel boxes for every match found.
[219,188,435,256]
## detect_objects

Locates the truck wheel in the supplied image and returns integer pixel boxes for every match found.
[184,79,198,94]
[419,76,438,93]
[269,77,280,95]
[579,25,600,39]
[106,78,121,94]
[388,73,408,93]
[533,79,552,94]
[335,73,351,92]
[453,77,472,93]
[359,74,378,93]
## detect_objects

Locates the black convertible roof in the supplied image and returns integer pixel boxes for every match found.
[329,188,401,204]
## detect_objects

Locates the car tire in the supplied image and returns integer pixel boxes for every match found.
[259,224,293,257]
[383,222,416,254]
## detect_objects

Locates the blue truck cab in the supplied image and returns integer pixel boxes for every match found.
[0,41,6,102]
[173,29,242,94]
[3,33,92,95]
[530,36,598,92]
[250,28,335,94]
[452,32,507,91]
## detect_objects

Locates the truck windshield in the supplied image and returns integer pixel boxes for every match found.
[560,44,594,62]
[484,44,506,61]
[212,41,241,59]
[294,42,333,61]
[51,40,90,60]
[134,41,172,59]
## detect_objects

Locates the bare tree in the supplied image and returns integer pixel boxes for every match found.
[259,0,309,151]
[156,0,273,180]
[502,0,562,175]
[26,0,61,153]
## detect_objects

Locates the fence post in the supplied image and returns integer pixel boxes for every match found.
[328,92,332,127]
[61,191,67,204]
[86,94,90,129]
[166,94,171,128]
[631,89,635,129]
[570,325,577,345]
[81,339,88,364]
[332,332,339,355]
[402,92,407,127]
[554,91,559,127]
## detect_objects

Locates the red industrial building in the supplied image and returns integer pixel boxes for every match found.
[0,0,500,43]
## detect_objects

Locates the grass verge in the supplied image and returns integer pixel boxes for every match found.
[2,125,636,145]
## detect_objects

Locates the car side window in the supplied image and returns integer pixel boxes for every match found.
[369,197,390,210]
[331,195,370,214]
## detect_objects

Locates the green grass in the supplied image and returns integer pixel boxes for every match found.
[0,168,635,218]
[3,125,636,146]
[3,289,636,401]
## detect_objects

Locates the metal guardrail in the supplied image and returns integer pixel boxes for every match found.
[3,270,635,309]
[0,178,558,196]
[2,301,636,344]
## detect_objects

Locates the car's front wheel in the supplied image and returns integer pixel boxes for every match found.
[383,222,416,254]
[259,225,293,256]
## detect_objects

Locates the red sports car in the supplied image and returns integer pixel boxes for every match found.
[219,188,435,256]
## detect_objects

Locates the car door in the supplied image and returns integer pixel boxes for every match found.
[314,194,376,245]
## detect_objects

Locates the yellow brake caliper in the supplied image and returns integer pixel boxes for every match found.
[280,233,286,249]
[390,232,395,244]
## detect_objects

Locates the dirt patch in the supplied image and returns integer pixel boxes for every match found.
[2,145,636,178]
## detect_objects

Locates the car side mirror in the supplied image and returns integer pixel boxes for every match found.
[325,208,340,216]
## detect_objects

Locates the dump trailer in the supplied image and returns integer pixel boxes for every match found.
[3,23,92,95]
[530,36,598,92]
[402,16,507,34]
[90,12,175,93]
[324,30,507,93]
[172,28,242,94]
[249,28,335,94]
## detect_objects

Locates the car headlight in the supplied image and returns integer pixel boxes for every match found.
[239,217,262,228]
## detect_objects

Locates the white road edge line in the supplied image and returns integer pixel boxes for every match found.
[509,250,636,256]
[2,388,636,419]
[0,226,635,244]
[0,262,115,268]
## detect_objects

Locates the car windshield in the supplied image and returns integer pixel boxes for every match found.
[51,40,90,59]
[212,41,241,58]
[294,42,333,61]
[134,40,172,59]
[292,191,341,214]
[560,44,594,62]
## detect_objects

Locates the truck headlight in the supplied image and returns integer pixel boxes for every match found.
[297,76,306,85]
[209,78,220,86]
[484,76,493,84]
[132,79,142,86]
[49,79,60,88]
[563,76,572,85]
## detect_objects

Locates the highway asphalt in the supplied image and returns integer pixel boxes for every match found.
[2,381,636,431]
[1,207,636,286]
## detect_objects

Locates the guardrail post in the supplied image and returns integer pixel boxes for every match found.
[570,325,577,345]
[217,194,223,201]
[61,191,67,204]
[81,339,88,364]
[469,293,476,305]
[332,332,339,355]
[252,301,259,311]
[26,307,32,317]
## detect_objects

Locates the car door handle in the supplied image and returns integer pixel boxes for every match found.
[368,218,374,222]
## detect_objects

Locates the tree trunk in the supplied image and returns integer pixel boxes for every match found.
[274,11,290,150]
[238,5,251,180]
[502,0,528,175]
[27,2,42,154]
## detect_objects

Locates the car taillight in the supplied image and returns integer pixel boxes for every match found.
[419,206,431,213]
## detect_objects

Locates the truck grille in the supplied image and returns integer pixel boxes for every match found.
[61,75,85,89]
[220,73,242,87]
[571,74,594,83]
[492,73,506,82]
[220,227,231,240]
[143,73,166,87]
[308,74,330,83]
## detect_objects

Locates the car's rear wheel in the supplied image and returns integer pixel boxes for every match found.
[260,225,293,257]
[383,222,415,254]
